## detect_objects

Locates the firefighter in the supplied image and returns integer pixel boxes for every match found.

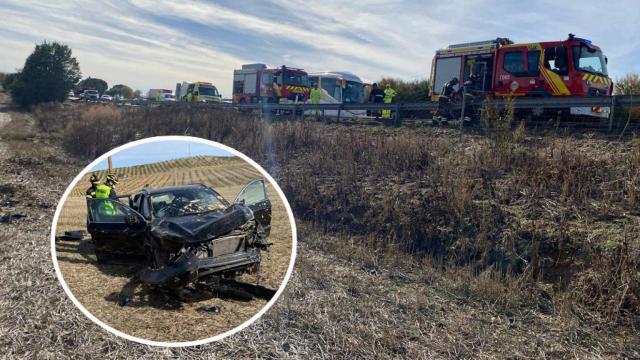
[463,73,480,94]
[95,174,118,217]
[155,91,162,102]
[193,91,200,103]
[310,83,322,116]
[369,83,385,119]
[186,91,193,103]
[461,74,480,122]
[382,83,397,119]
[85,174,100,199]
[433,77,459,124]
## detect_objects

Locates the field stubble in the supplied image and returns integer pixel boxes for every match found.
[0,100,638,358]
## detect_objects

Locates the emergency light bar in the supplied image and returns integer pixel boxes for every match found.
[447,39,498,49]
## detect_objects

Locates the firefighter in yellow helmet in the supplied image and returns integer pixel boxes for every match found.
[85,174,100,199]
[382,83,397,119]
[94,174,119,217]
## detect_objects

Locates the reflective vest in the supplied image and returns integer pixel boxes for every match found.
[186,93,193,102]
[310,88,322,104]
[384,88,397,103]
[95,184,115,216]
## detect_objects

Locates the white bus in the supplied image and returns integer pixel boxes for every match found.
[306,72,366,117]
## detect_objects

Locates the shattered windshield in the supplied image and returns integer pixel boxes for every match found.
[573,45,608,76]
[151,187,228,218]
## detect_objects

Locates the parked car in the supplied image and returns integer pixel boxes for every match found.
[130,97,145,106]
[161,93,176,102]
[100,94,113,101]
[83,89,99,101]
[86,180,272,295]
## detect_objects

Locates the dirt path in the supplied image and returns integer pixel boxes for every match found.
[0,99,12,159]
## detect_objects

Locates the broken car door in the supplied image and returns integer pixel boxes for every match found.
[86,196,147,259]
[234,179,272,237]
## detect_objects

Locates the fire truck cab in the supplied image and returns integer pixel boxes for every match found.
[430,34,612,118]
[233,64,310,104]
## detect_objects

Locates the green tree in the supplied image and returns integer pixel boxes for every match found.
[1,72,20,91]
[11,41,81,107]
[615,73,640,95]
[77,77,108,95]
[133,89,142,98]
[106,84,134,98]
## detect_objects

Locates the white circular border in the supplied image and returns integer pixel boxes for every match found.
[50,136,298,347]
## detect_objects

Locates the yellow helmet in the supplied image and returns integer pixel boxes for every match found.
[106,174,119,184]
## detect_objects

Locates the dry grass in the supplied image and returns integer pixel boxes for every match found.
[1,99,639,358]
[54,156,292,342]
[42,103,640,321]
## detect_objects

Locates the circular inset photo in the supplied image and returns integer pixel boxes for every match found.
[51,136,296,346]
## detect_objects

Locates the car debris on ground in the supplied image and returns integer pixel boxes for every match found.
[196,305,223,314]
[0,213,26,223]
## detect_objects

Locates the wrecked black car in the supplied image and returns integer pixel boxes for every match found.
[86,179,273,298]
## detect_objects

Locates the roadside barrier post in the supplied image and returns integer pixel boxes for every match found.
[608,95,616,132]
[395,103,401,127]
[459,85,467,141]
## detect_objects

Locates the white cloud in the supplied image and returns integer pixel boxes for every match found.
[0,0,248,95]
[1,0,638,96]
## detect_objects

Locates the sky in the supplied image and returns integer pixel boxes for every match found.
[91,140,233,170]
[1,0,639,96]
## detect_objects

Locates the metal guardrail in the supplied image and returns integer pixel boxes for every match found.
[115,95,636,110]
[111,95,638,130]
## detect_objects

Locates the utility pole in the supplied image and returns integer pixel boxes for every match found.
[107,156,113,173]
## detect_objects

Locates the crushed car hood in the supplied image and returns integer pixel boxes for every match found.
[150,204,253,243]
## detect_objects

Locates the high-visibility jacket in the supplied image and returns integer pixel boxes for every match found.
[310,88,322,104]
[384,88,397,103]
[95,184,116,216]
[155,92,161,102]
[186,93,193,102]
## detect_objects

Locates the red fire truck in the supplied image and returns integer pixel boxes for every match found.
[430,34,613,118]
[233,64,310,105]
